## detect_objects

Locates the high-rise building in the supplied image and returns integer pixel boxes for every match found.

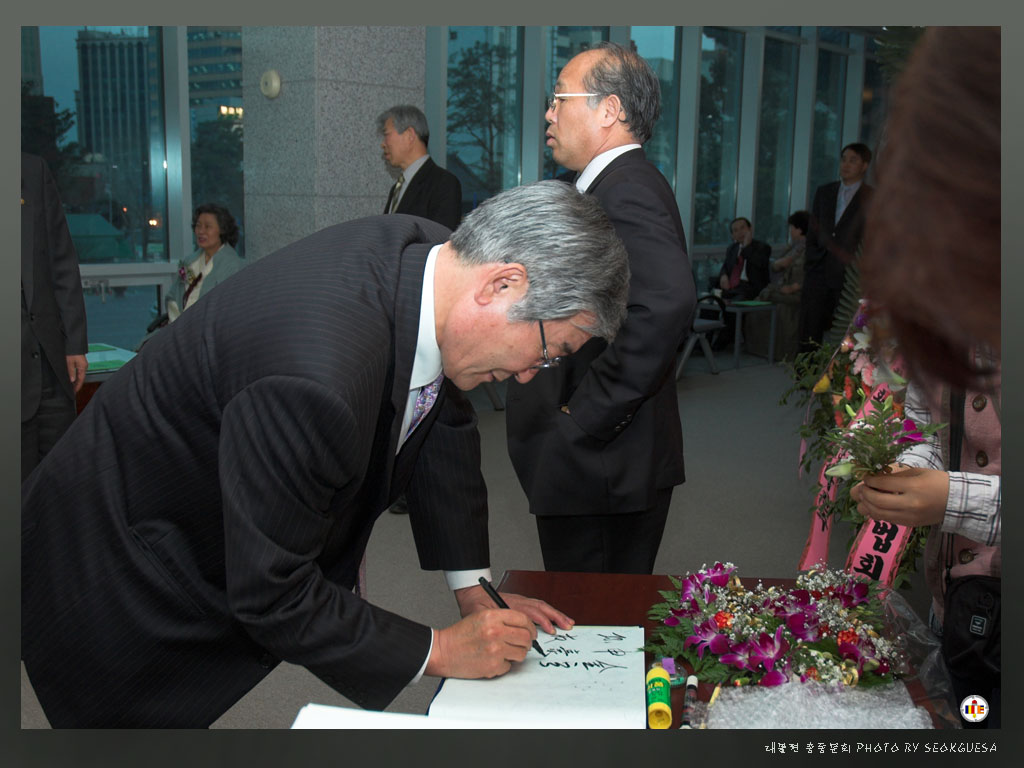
[22,26,44,95]
[75,27,165,258]
[187,27,243,142]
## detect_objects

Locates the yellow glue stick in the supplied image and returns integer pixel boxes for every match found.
[645,662,672,729]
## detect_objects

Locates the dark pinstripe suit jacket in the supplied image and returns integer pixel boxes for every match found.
[21,214,489,728]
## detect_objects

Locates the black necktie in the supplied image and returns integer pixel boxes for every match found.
[387,174,405,214]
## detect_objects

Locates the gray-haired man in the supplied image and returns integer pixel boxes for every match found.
[378,104,462,230]
[507,41,696,575]
[22,181,629,727]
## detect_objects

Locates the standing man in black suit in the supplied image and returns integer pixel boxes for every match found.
[797,142,873,353]
[21,182,630,727]
[21,152,89,481]
[378,104,462,231]
[506,42,695,574]
[717,217,772,300]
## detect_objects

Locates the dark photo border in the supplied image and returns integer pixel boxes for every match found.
[6,3,1020,766]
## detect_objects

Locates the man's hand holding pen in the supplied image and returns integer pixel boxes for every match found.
[426,610,537,679]
[453,583,575,635]
[424,584,575,680]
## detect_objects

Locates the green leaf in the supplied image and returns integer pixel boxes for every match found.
[825,462,854,478]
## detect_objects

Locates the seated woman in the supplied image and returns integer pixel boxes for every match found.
[758,210,808,305]
[167,203,245,321]
[744,210,808,361]
[138,203,244,349]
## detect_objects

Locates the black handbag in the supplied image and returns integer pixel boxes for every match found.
[941,572,1000,685]
[940,389,1000,692]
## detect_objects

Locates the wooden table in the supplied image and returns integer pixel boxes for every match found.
[497,570,949,729]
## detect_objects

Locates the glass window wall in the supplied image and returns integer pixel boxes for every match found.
[23,25,170,352]
[631,26,680,185]
[755,37,800,244]
[694,27,744,246]
[860,55,887,164]
[446,26,524,215]
[808,47,848,199]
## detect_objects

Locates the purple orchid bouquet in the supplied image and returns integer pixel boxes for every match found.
[644,563,902,688]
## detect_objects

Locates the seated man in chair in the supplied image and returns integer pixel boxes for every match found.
[713,217,771,349]
[717,217,771,301]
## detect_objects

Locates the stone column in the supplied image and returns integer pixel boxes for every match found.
[242,26,426,260]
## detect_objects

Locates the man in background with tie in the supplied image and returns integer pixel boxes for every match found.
[22,181,630,727]
[378,104,462,231]
[717,216,771,300]
[713,216,772,351]
[506,42,695,574]
[797,142,873,353]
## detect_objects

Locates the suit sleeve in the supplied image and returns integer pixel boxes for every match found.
[804,185,830,268]
[41,160,88,356]
[427,171,463,231]
[405,380,490,570]
[567,179,695,442]
[218,375,431,710]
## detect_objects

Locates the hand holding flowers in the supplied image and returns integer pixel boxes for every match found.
[850,466,950,528]
[784,301,945,588]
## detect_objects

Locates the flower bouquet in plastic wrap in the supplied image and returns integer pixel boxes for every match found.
[644,562,957,728]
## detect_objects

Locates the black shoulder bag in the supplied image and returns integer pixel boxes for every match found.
[941,389,1000,697]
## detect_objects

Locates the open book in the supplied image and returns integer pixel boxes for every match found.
[427,624,645,729]
[291,625,646,729]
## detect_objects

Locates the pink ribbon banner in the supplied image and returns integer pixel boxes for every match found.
[799,381,914,586]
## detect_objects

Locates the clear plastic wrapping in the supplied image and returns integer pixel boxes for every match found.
[704,679,934,729]
[698,589,960,729]
[877,587,959,728]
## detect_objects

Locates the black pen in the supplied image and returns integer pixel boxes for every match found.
[477,576,546,656]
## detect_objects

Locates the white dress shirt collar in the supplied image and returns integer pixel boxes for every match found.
[398,243,443,449]
[409,243,443,390]
[839,179,863,198]
[575,144,642,193]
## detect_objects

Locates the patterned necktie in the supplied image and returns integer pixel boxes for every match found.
[181,272,203,310]
[388,174,405,214]
[406,372,443,438]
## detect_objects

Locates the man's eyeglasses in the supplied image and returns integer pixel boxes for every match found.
[547,92,600,111]
[532,320,565,370]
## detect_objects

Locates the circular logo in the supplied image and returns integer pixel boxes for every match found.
[960,694,989,723]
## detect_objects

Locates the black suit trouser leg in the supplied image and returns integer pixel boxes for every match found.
[797,282,841,354]
[534,488,673,574]
[22,355,76,482]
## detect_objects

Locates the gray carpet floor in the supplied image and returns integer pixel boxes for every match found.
[20,347,931,728]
